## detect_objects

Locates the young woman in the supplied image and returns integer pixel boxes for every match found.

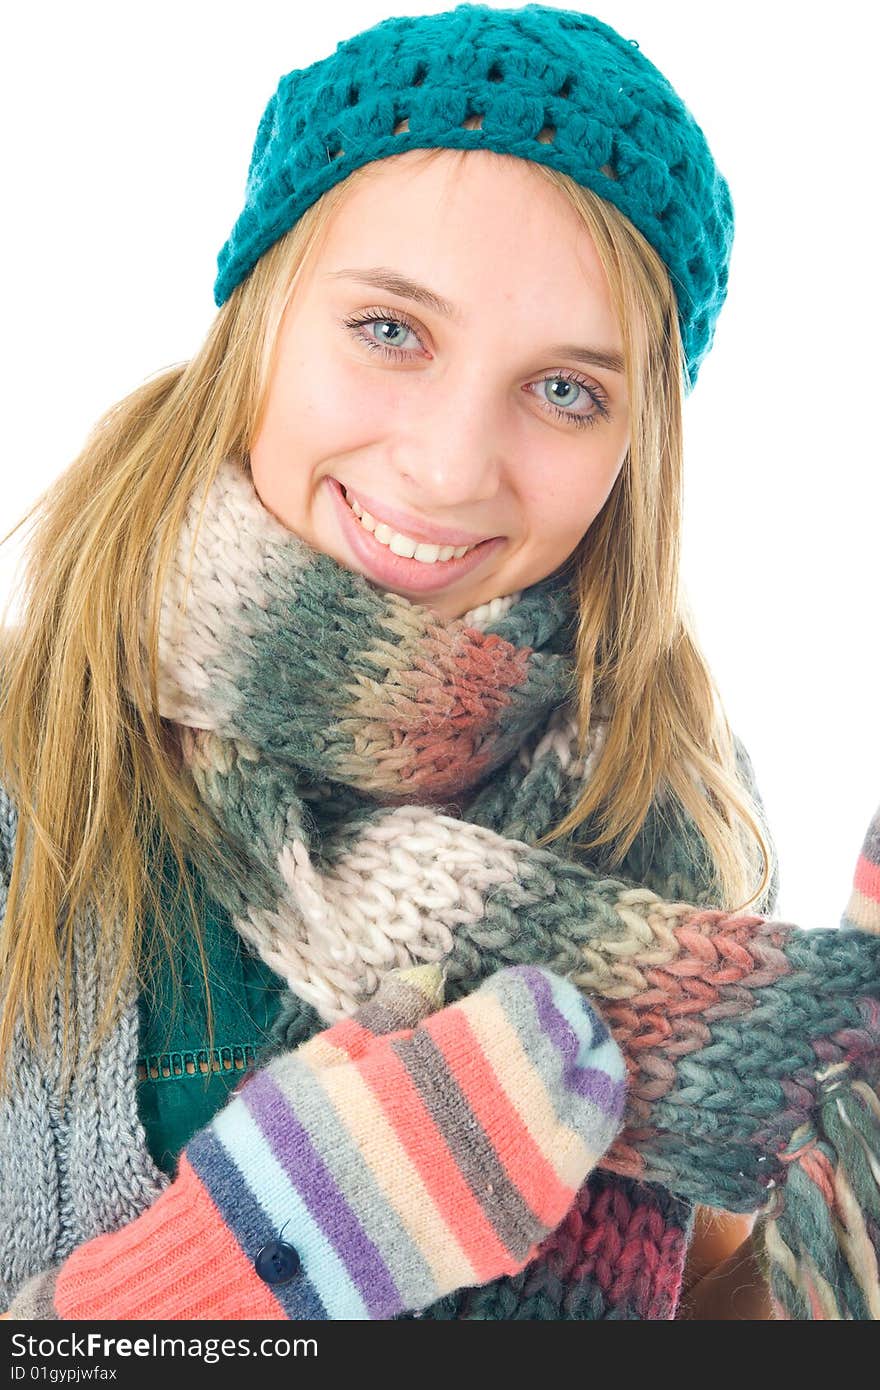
[2,5,878,1321]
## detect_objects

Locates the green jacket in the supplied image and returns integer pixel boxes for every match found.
[136,845,292,1175]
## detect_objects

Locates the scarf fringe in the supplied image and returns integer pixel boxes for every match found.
[761,1067,880,1319]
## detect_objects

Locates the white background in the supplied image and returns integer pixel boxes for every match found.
[1,1,877,928]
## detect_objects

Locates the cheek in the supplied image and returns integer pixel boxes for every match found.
[521,462,617,548]
[250,353,400,517]
[293,353,402,444]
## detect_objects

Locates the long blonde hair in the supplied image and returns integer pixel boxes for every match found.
[0,146,773,1093]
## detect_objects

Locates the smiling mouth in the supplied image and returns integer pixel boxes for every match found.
[327,476,505,594]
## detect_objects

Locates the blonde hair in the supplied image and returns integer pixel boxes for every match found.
[0,146,773,1095]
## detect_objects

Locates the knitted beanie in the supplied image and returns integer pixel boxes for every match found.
[214,3,735,392]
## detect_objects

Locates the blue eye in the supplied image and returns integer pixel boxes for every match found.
[341,309,612,431]
[534,372,609,429]
[354,315,416,352]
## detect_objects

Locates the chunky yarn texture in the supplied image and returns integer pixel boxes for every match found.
[2,454,879,1319]
[147,455,878,1318]
[150,456,584,1020]
[214,3,734,390]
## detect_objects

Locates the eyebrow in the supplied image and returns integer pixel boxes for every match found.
[325,266,625,374]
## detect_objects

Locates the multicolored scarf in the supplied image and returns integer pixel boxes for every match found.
[134,454,880,1319]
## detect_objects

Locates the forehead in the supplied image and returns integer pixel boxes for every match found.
[321,147,585,242]
[308,149,613,318]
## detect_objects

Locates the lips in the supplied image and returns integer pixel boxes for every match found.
[339,482,491,549]
[326,477,505,596]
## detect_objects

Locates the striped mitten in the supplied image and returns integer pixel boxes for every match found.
[53,963,626,1319]
[841,803,880,933]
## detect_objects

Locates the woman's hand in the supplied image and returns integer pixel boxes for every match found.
[677,1226,774,1319]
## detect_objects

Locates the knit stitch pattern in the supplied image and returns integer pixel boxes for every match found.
[3,455,879,1319]
[146,456,585,1021]
[142,457,880,1318]
[214,3,734,391]
[0,791,169,1311]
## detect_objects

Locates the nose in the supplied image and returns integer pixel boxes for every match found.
[392,377,506,511]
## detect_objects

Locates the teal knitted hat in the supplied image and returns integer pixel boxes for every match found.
[214,3,735,393]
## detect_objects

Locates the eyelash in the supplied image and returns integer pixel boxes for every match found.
[340,308,612,431]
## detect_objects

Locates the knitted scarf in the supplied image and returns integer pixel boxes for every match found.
[141,456,880,1318]
[2,454,879,1318]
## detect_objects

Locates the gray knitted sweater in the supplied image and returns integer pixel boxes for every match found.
[0,782,170,1313]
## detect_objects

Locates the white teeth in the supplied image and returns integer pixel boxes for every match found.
[343,488,478,563]
[389,532,418,559]
[413,543,441,563]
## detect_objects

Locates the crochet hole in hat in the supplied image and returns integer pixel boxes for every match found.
[386,110,619,179]
[367,111,619,182]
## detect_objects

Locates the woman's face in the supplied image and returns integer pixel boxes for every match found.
[249,149,630,620]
